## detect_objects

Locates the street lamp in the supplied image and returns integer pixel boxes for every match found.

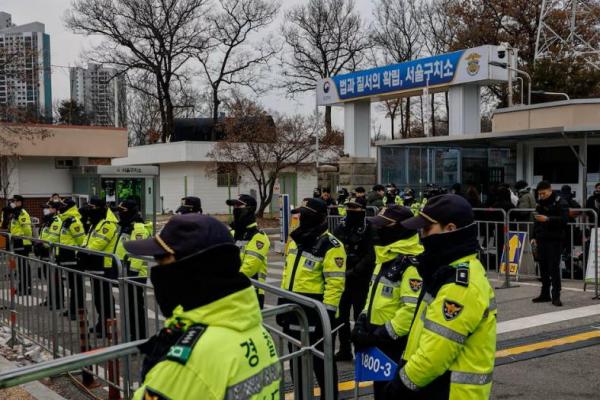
[489,61,532,105]
[531,90,570,101]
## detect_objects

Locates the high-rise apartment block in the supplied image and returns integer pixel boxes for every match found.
[70,63,127,127]
[0,12,52,121]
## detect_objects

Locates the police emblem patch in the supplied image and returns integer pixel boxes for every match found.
[143,387,171,400]
[409,279,423,293]
[102,227,109,234]
[256,241,264,250]
[74,226,80,232]
[334,257,344,268]
[442,299,463,321]
[52,225,58,230]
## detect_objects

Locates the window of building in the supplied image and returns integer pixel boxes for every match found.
[55,158,74,169]
[533,146,579,183]
[216,163,239,187]
[588,145,600,174]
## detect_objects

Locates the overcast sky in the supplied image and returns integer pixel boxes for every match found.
[3,0,383,132]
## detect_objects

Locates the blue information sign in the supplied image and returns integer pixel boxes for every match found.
[355,347,398,382]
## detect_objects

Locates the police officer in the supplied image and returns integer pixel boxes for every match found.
[9,195,33,295]
[226,194,270,308]
[175,196,202,214]
[531,181,569,306]
[333,198,375,362]
[332,188,350,216]
[35,202,63,309]
[58,198,87,320]
[115,199,151,340]
[124,214,280,399]
[383,184,403,207]
[385,194,496,399]
[78,197,119,337]
[279,197,346,399]
[351,205,423,399]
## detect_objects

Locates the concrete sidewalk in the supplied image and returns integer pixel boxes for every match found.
[0,356,66,400]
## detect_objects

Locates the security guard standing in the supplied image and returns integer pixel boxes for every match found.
[9,195,33,295]
[115,199,151,340]
[78,197,119,338]
[125,214,280,399]
[351,205,423,399]
[226,194,270,308]
[279,197,346,400]
[58,199,87,320]
[385,194,496,399]
[176,196,202,214]
[333,198,375,362]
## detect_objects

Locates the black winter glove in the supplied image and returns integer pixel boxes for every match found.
[327,309,337,329]
[384,370,418,398]
[351,313,375,351]
[372,324,397,346]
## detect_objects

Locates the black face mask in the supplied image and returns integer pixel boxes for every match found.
[290,211,327,247]
[594,190,600,200]
[87,207,106,226]
[345,210,366,229]
[150,245,249,317]
[372,224,415,246]
[417,224,479,281]
[118,209,138,226]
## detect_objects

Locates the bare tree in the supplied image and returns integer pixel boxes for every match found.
[208,96,322,217]
[281,0,370,134]
[371,0,422,139]
[196,0,280,130]
[66,0,210,142]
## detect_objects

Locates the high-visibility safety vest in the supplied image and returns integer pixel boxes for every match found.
[399,254,497,399]
[234,223,270,295]
[10,209,32,246]
[364,234,424,338]
[281,231,346,312]
[42,216,62,244]
[133,286,281,400]
[115,221,151,277]
[383,195,404,207]
[58,206,86,247]
[83,209,119,269]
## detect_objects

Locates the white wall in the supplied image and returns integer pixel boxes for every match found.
[159,162,318,214]
[296,168,318,207]
[15,157,72,197]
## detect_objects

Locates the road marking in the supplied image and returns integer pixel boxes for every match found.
[489,277,585,292]
[497,304,600,334]
[495,330,600,358]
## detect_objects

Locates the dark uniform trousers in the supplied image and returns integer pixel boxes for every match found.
[337,277,369,354]
[538,239,562,298]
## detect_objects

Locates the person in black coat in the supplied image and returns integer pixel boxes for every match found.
[585,182,600,218]
[333,198,376,361]
[532,181,569,306]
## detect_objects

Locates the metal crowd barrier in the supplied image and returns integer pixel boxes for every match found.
[0,232,333,399]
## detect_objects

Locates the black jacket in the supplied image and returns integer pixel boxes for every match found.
[333,221,376,282]
[533,194,569,241]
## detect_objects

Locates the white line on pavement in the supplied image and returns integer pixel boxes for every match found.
[489,277,585,292]
[497,304,600,334]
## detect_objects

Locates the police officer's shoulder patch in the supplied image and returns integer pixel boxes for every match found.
[102,227,109,234]
[442,299,464,321]
[329,237,341,248]
[51,225,58,231]
[334,257,344,268]
[166,324,206,365]
[143,386,171,400]
[20,217,27,223]
[409,279,423,292]
[255,240,264,250]
[74,226,81,232]
[454,264,469,287]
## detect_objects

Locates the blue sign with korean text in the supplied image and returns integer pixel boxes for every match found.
[355,347,398,382]
[332,51,464,100]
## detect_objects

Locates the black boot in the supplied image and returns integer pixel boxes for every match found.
[552,294,562,307]
[532,292,552,303]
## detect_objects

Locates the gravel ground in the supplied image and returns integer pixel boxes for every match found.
[0,387,36,399]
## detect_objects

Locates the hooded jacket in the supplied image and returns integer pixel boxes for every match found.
[133,286,281,400]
